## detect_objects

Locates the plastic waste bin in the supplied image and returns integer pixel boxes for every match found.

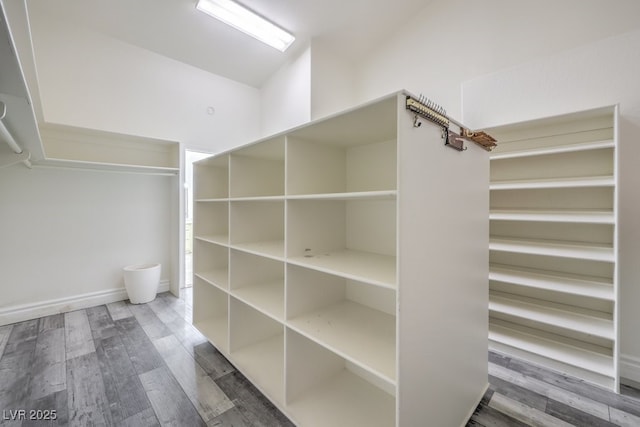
[123,263,161,304]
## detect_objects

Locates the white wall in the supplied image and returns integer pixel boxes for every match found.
[28,1,261,154]
[356,0,640,120]
[0,165,174,324]
[260,46,311,137]
[462,28,640,380]
[309,40,356,120]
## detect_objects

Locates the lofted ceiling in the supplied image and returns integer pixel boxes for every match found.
[31,0,431,88]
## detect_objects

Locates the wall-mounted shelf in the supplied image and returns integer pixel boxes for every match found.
[193,92,490,426]
[37,123,180,174]
[487,106,619,391]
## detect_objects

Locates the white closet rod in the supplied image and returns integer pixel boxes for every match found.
[0,101,32,168]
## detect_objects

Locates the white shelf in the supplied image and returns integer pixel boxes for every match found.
[232,280,284,321]
[228,196,286,202]
[489,237,614,262]
[289,249,396,288]
[288,300,396,382]
[35,157,179,175]
[489,265,614,301]
[489,319,614,379]
[38,123,180,173]
[490,140,614,160]
[286,190,397,201]
[194,269,228,290]
[195,198,229,203]
[286,369,395,427]
[490,209,614,224]
[194,235,229,246]
[231,240,285,260]
[231,334,284,404]
[490,175,615,191]
[489,291,614,340]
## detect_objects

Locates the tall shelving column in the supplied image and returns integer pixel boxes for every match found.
[487,106,618,391]
[193,154,230,353]
[228,136,286,407]
[284,100,399,427]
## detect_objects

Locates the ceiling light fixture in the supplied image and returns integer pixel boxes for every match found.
[196,0,295,52]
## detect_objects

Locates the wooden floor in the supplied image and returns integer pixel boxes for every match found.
[1,290,639,426]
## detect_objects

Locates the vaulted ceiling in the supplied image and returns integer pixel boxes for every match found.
[32,0,431,87]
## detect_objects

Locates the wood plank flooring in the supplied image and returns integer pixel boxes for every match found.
[0,292,291,427]
[1,289,639,426]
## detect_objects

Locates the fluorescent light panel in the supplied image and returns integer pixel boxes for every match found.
[196,0,295,52]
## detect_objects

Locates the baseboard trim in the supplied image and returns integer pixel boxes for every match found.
[0,280,171,326]
[620,354,640,384]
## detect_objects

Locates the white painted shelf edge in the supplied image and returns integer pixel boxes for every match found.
[489,237,614,262]
[489,265,614,301]
[490,209,614,224]
[230,240,285,260]
[196,191,398,202]
[194,235,229,246]
[194,270,229,290]
[490,139,614,160]
[490,175,615,190]
[34,157,180,175]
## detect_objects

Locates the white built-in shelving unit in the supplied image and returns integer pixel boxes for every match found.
[193,92,491,426]
[487,106,619,391]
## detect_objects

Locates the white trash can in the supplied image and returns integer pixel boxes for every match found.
[123,263,161,304]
